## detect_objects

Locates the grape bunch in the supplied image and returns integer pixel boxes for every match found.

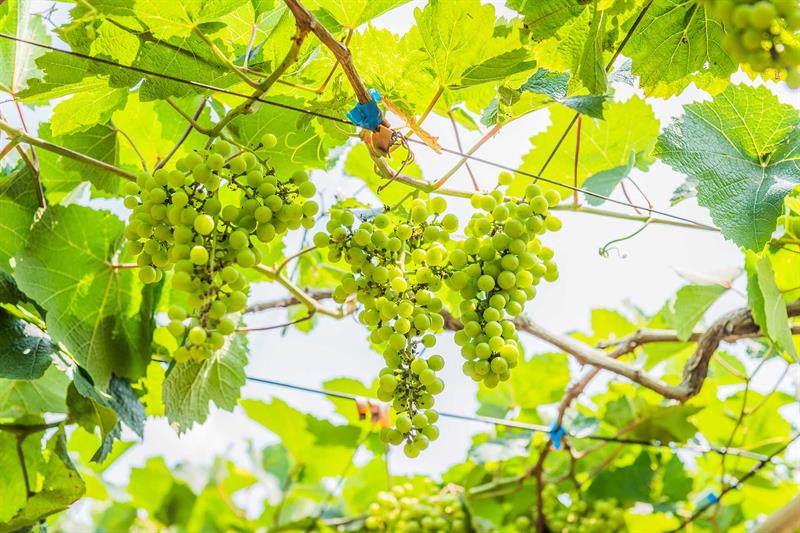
[542,486,626,533]
[313,198,458,457]
[448,184,561,388]
[123,137,318,362]
[701,0,800,86]
[364,481,468,532]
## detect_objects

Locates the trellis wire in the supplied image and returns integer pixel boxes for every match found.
[242,371,783,464]
[0,33,713,229]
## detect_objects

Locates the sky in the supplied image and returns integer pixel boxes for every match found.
[3,0,800,517]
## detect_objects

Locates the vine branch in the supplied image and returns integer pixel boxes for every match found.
[0,119,137,181]
[283,0,371,104]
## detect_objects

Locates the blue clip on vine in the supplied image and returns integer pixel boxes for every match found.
[549,421,566,449]
[346,88,383,131]
[704,492,719,505]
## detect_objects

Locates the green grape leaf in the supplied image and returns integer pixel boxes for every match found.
[163,333,248,432]
[414,0,496,87]
[15,206,155,387]
[660,455,694,503]
[0,432,27,523]
[230,96,335,175]
[672,284,728,341]
[586,451,654,504]
[66,384,118,443]
[625,0,736,96]
[0,0,49,93]
[507,0,586,41]
[518,68,607,119]
[241,397,362,481]
[0,308,54,380]
[323,377,379,425]
[0,429,85,532]
[656,85,800,250]
[49,83,128,137]
[308,0,410,28]
[134,35,236,101]
[0,163,38,269]
[513,97,658,199]
[456,49,538,88]
[341,457,389,514]
[0,365,69,419]
[107,376,147,439]
[37,124,122,200]
[575,6,607,95]
[581,151,635,205]
[0,269,29,306]
[754,254,798,360]
[128,456,177,514]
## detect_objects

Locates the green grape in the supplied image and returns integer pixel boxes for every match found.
[314,198,458,455]
[447,184,559,388]
[703,0,800,85]
[539,485,627,532]
[123,139,319,363]
[364,481,468,532]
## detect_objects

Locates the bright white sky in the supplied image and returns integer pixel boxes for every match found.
[4,0,800,514]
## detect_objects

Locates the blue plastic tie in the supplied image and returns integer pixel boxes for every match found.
[549,421,566,450]
[704,492,719,505]
[346,88,383,131]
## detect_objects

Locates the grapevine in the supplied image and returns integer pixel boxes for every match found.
[123,136,318,362]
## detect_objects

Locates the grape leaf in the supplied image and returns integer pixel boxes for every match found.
[581,151,635,205]
[754,254,798,360]
[163,333,248,432]
[0,432,27,523]
[0,163,38,269]
[0,0,49,93]
[625,0,736,96]
[67,383,118,441]
[672,284,728,341]
[413,0,496,87]
[107,376,146,439]
[241,397,362,481]
[0,366,69,419]
[49,82,128,136]
[308,0,410,28]
[15,206,155,387]
[513,97,658,199]
[456,48,538,88]
[575,6,607,95]
[507,0,586,41]
[586,452,654,503]
[0,308,54,380]
[37,124,122,201]
[518,69,606,119]
[656,85,800,250]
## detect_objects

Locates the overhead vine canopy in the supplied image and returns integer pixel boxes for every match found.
[0,0,799,531]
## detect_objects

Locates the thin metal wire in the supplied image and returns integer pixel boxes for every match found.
[241,371,779,463]
[0,33,715,230]
[668,432,800,532]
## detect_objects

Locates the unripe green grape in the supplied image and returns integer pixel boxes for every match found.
[187,326,207,345]
[190,245,209,265]
[227,290,247,312]
[261,133,277,149]
[139,265,157,284]
[193,214,215,235]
